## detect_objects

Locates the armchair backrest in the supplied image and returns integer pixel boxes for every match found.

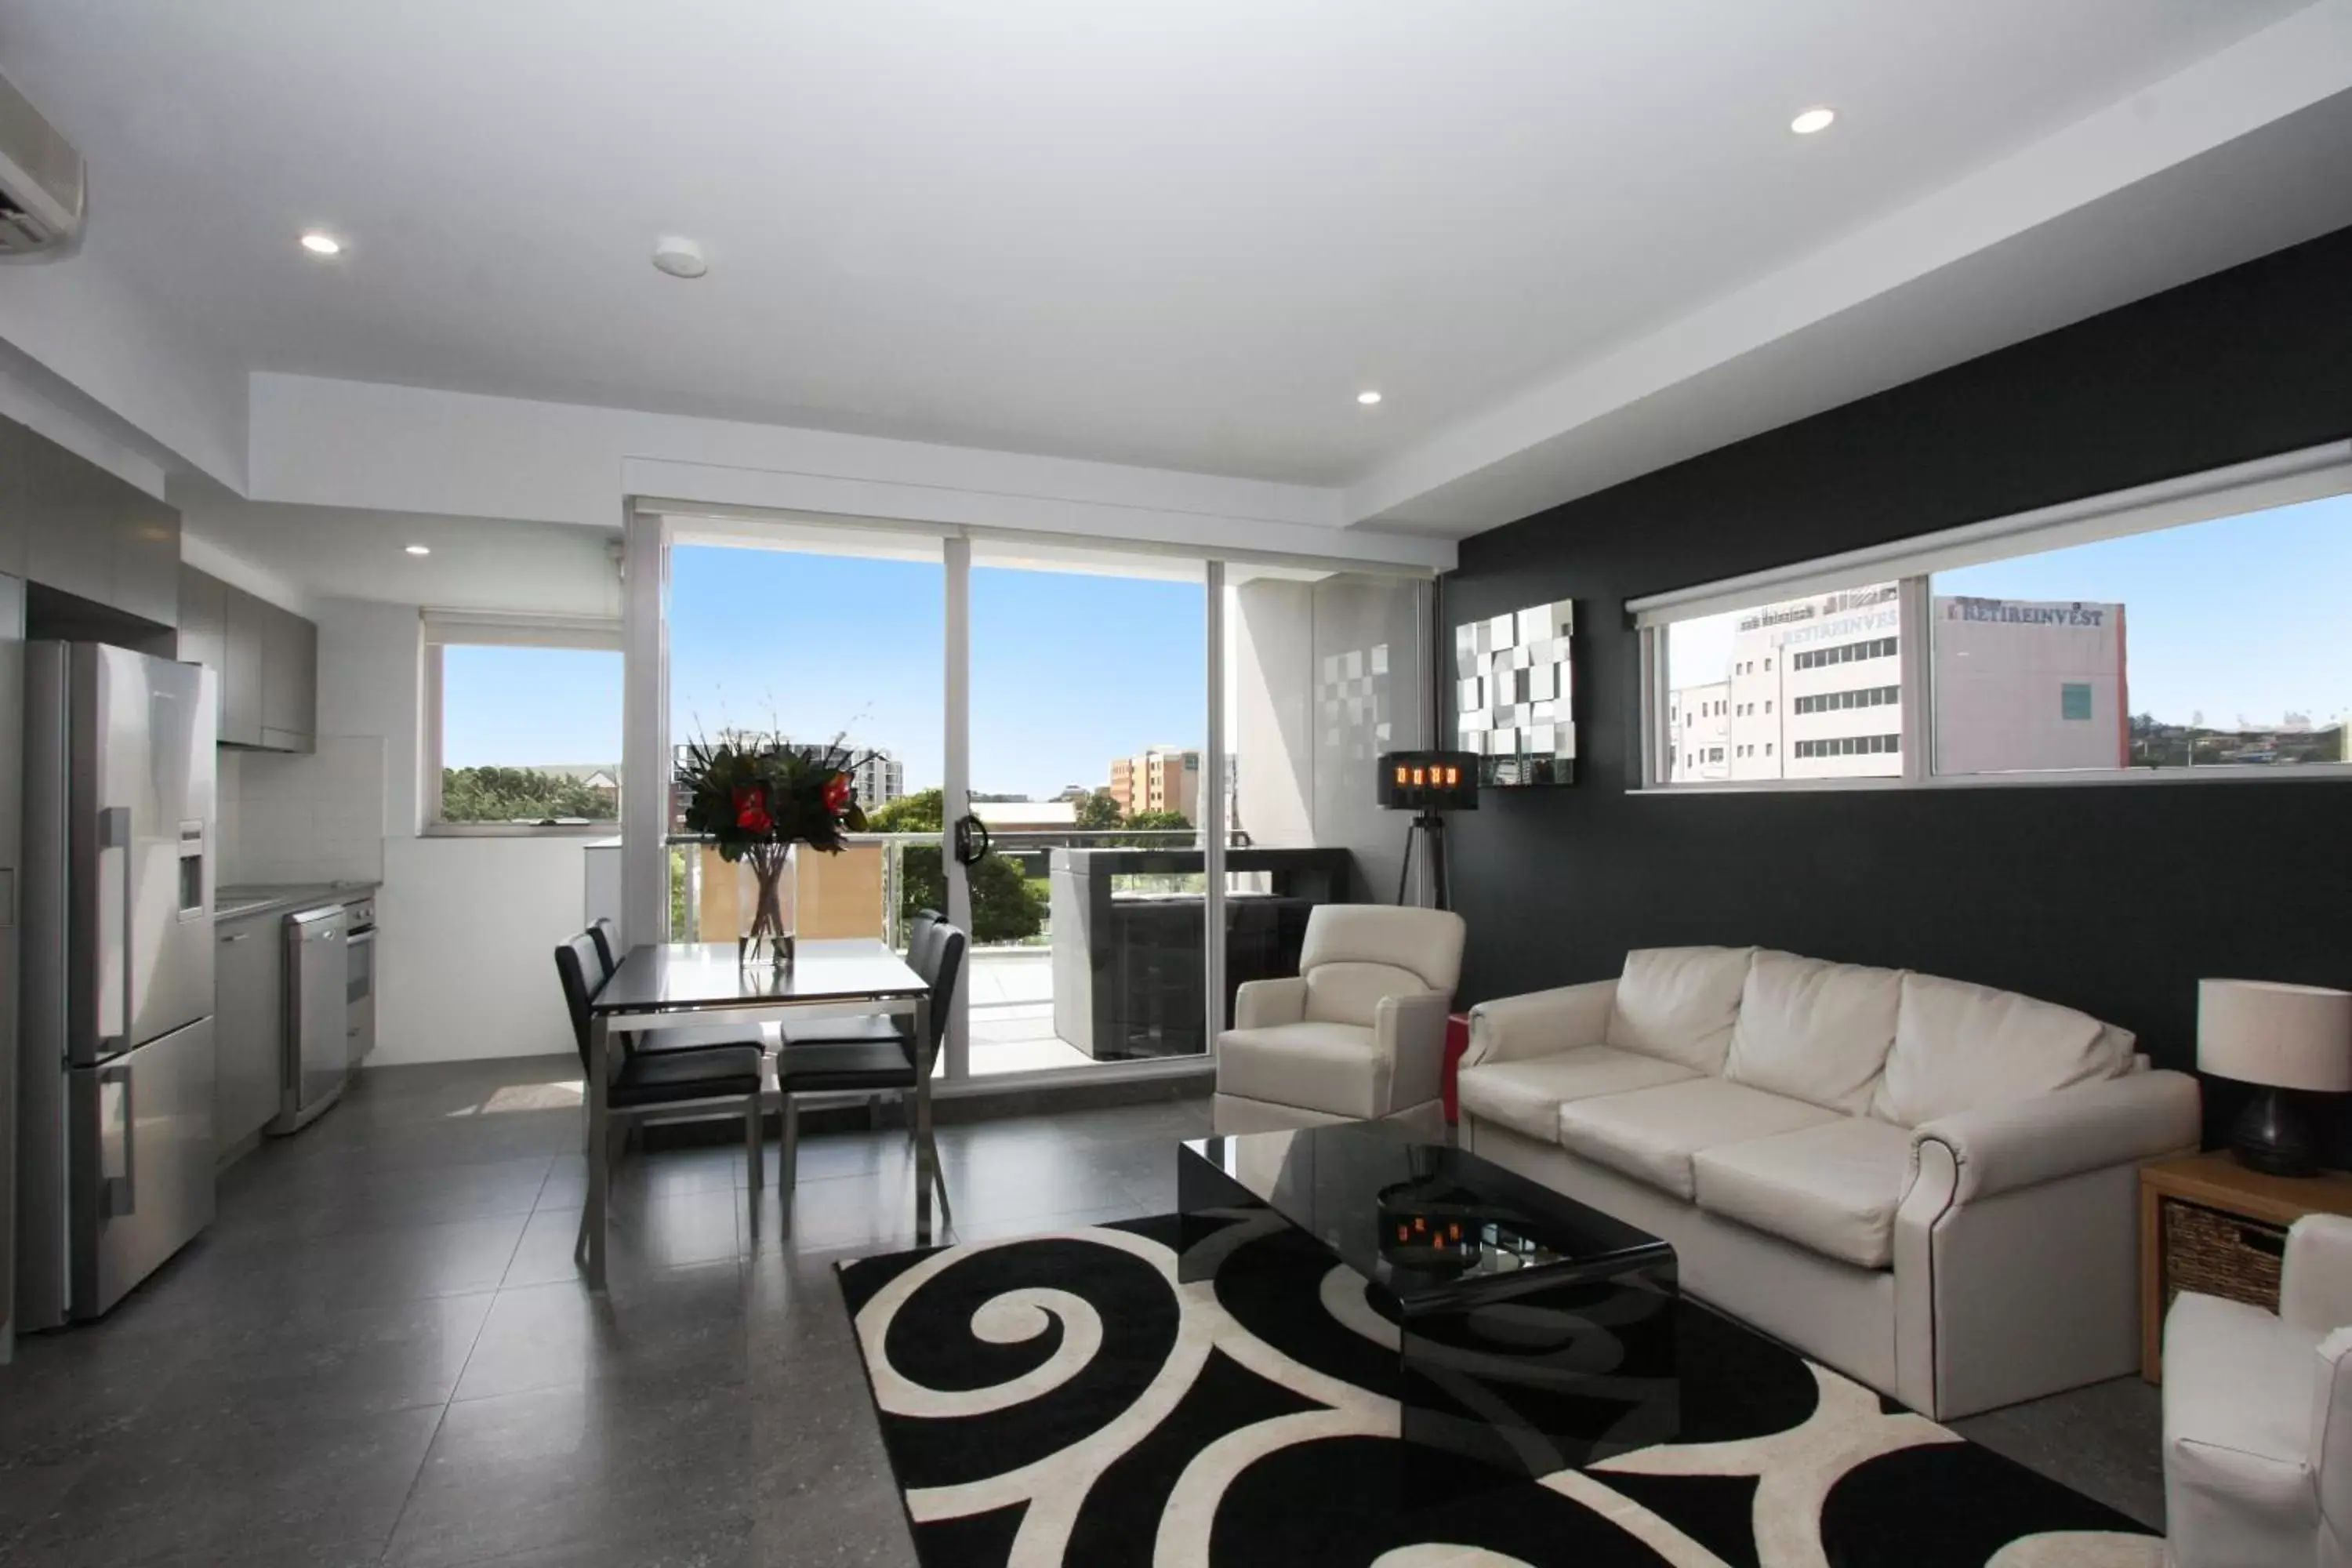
[1297,905,1465,1027]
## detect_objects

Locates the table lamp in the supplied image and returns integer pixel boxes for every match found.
[2198,978,2352,1177]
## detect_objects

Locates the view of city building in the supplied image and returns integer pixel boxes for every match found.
[1668,585,2128,780]
[1109,746,1201,821]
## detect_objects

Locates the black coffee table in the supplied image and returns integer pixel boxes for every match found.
[1179,1123,1679,1479]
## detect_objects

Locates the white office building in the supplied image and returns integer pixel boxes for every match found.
[1670,586,2125,780]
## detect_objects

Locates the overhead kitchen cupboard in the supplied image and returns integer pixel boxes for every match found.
[178,564,317,753]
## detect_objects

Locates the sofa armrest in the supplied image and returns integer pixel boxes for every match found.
[2282,1214,2352,1335]
[1463,979,1616,1069]
[1232,978,1308,1031]
[1908,1069,2201,1205]
[1377,989,1454,1114]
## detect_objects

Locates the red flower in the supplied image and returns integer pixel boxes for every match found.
[732,785,772,834]
[822,772,852,815]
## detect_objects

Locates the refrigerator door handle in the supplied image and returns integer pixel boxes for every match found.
[98,806,134,1058]
[98,1062,134,1219]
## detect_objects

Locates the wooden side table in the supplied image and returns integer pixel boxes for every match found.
[2139,1152,2352,1382]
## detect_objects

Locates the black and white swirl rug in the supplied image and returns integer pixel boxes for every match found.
[837,1213,2160,1566]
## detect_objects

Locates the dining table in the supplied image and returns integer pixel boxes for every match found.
[582,937,937,1290]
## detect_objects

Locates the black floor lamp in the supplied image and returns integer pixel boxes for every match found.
[1378,750,1479,910]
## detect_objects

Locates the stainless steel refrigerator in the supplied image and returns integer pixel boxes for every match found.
[15,641,216,1329]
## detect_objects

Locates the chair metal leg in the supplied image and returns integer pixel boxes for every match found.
[926,1127,953,1228]
[779,1094,799,1196]
[744,1092,763,1206]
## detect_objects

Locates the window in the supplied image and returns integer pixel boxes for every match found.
[425,615,622,832]
[1635,441,2352,789]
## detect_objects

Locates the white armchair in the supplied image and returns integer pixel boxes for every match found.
[2162,1212,2352,1568]
[1214,904,1466,1135]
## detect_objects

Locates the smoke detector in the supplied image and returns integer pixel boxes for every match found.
[652,237,706,279]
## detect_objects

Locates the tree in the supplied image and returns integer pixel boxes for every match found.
[439,766,615,823]
[1126,808,1191,831]
[864,788,1047,943]
[1073,788,1122,829]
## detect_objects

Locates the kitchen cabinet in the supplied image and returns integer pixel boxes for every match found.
[0,419,24,579]
[187,568,315,753]
[260,600,317,751]
[215,913,284,1157]
[176,564,226,726]
[17,421,180,627]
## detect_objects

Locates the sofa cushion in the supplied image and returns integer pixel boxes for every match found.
[1218,1021,1385,1121]
[1304,961,1432,1028]
[1605,946,1756,1074]
[1556,1077,1839,1200]
[1300,905,1466,995]
[1871,971,2131,1127]
[1691,1117,1916,1269]
[1723,950,1903,1116]
[1457,1047,1697,1144]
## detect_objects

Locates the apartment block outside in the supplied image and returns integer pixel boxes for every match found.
[1109,746,1201,822]
[1670,586,2127,780]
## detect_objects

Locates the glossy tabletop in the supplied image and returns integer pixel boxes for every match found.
[1181,1122,1670,1309]
[593,939,927,1014]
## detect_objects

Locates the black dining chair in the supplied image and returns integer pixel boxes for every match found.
[554,933,768,1251]
[578,921,753,1062]
[774,922,964,1221]
[586,916,622,978]
[774,908,944,1054]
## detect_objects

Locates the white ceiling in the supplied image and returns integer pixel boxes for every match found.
[179,498,623,617]
[0,0,2325,512]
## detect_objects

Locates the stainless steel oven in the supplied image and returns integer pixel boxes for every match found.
[344,896,376,1066]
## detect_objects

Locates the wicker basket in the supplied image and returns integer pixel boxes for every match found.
[2161,1196,2287,1317]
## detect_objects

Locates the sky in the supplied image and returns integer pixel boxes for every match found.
[446,491,2352,778]
[445,546,1214,795]
[1669,491,2352,726]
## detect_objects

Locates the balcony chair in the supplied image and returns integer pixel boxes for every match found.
[553,933,767,1256]
[773,922,964,1223]
[2161,1212,2352,1568]
[1214,903,1466,1135]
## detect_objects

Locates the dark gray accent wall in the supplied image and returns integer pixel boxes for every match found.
[1444,223,2352,1155]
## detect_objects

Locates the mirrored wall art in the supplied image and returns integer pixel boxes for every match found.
[1454,600,1575,786]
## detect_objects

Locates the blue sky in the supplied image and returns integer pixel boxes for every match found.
[448,492,2352,776]
[1671,492,2352,726]
[445,548,1209,794]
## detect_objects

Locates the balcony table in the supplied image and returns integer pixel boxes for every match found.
[584,938,934,1289]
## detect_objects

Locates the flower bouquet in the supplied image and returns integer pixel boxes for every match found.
[675,730,871,969]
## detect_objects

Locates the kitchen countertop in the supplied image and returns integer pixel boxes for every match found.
[216,881,381,923]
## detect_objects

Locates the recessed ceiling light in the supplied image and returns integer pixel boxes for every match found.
[1356,390,1383,406]
[1789,107,1836,136]
[299,231,343,256]
[652,237,708,279]
[404,544,430,556]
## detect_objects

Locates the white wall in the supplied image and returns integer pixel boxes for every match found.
[220,735,386,886]
[241,596,579,1065]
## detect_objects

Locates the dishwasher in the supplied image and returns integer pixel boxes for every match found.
[267,902,351,1134]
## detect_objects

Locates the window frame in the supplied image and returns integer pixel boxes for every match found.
[420,612,627,837]
[1633,441,2352,795]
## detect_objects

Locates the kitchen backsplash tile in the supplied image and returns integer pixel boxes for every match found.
[222,734,386,884]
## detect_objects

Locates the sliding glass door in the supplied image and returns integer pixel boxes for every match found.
[649,508,1431,1090]
[958,544,1209,1076]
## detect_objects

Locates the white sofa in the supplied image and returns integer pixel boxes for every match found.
[1457,945,2201,1420]
[1214,905,1465,1135]
[2162,1214,2352,1568]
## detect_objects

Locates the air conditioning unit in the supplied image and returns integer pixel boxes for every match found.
[0,64,84,256]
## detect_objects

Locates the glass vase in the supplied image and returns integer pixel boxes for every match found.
[736,843,798,971]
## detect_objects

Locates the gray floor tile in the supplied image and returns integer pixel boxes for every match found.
[2,1053,2160,1566]
[9,1402,442,1567]
[455,1267,751,1402]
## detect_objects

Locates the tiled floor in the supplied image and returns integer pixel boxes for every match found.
[0,1056,2161,1566]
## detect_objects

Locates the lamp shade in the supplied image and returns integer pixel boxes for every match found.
[2198,978,2352,1092]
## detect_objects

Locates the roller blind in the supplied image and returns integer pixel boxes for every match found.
[421,610,622,650]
